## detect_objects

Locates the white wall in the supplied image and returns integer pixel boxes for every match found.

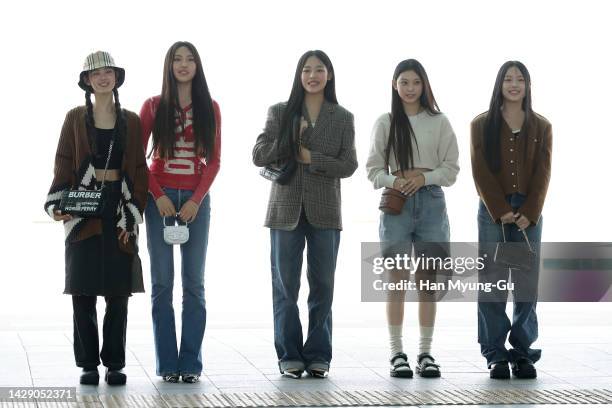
[1,0,611,329]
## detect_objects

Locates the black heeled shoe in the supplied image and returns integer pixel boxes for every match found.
[79,368,99,385]
[105,368,127,385]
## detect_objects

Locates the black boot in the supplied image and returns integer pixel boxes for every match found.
[512,358,537,379]
[80,368,99,385]
[489,361,510,379]
[105,368,127,385]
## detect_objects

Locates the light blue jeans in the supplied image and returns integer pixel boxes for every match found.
[145,188,211,376]
[477,194,542,367]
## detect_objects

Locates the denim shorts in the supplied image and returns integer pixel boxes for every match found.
[379,185,451,292]
[379,185,450,245]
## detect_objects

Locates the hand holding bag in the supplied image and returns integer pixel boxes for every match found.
[163,215,190,245]
[494,222,536,271]
[379,188,407,215]
[58,137,114,217]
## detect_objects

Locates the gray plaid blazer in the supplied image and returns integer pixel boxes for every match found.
[253,100,358,231]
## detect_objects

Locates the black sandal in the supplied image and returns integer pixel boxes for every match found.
[390,352,413,378]
[416,353,441,378]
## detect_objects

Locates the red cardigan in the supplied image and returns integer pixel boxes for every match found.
[140,95,221,205]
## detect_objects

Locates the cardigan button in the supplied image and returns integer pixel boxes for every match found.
[510,148,514,152]
[510,160,514,163]
[513,184,516,188]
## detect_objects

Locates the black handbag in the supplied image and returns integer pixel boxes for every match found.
[260,117,301,185]
[58,137,115,218]
[494,223,536,271]
[259,160,297,185]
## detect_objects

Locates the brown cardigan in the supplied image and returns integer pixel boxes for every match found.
[470,111,552,225]
[44,106,148,254]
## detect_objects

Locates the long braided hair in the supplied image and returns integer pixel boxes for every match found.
[84,74,126,154]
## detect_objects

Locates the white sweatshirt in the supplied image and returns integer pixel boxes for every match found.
[366,111,460,189]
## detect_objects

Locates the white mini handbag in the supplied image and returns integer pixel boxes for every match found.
[163,216,190,245]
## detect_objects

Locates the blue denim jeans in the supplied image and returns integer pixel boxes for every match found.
[145,188,211,376]
[477,194,542,367]
[270,212,340,373]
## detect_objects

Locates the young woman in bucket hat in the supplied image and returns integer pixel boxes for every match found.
[44,51,148,386]
[140,41,221,384]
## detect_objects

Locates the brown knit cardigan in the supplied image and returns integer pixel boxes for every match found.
[44,106,148,254]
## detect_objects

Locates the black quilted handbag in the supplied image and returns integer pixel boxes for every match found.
[259,160,297,185]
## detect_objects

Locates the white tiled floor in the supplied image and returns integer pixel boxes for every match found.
[1,326,612,407]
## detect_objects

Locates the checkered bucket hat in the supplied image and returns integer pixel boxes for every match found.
[78,51,125,91]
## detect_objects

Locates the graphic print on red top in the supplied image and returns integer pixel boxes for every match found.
[140,96,221,206]
[166,108,197,175]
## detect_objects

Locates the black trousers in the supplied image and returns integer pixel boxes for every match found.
[72,295,128,370]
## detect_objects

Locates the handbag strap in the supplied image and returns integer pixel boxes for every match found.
[163,215,191,226]
[99,130,116,188]
[500,221,534,252]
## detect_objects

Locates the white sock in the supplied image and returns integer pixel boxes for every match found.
[388,324,404,358]
[419,325,434,356]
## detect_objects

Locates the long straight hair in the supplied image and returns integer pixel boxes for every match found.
[84,71,126,153]
[152,41,216,161]
[275,50,338,157]
[385,59,440,172]
[483,61,533,172]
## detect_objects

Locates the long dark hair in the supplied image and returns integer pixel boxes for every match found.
[385,59,440,172]
[84,71,126,153]
[152,41,216,161]
[483,60,533,172]
[275,50,338,158]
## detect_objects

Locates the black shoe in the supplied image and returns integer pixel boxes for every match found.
[489,361,510,379]
[181,373,201,383]
[162,373,180,383]
[281,368,303,379]
[79,368,99,385]
[105,368,127,385]
[307,368,329,378]
[511,358,537,379]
